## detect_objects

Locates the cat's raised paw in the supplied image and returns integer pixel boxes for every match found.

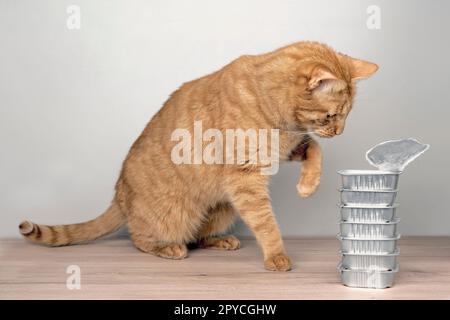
[297,173,320,198]
[199,235,240,250]
[264,253,292,271]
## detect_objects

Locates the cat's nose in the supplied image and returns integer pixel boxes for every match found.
[335,127,344,135]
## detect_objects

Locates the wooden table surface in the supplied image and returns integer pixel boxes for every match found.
[1,236,450,299]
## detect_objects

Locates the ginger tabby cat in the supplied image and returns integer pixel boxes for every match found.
[19,41,377,271]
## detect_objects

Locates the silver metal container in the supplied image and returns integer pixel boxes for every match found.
[338,234,400,254]
[338,170,400,191]
[340,204,397,223]
[338,264,399,289]
[340,189,398,206]
[339,218,400,238]
[340,250,399,270]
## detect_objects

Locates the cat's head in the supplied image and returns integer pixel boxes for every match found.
[284,43,378,138]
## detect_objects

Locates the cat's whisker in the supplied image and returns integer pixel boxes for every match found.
[280,130,316,135]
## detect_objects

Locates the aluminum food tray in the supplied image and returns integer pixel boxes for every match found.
[338,170,400,191]
[340,204,397,223]
[339,189,398,206]
[340,250,399,270]
[338,234,400,254]
[339,218,400,238]
[338,264,399,289]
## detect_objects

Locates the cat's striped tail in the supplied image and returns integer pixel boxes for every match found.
[18,201,126,246]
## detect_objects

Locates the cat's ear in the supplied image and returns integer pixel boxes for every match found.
[308,67,345,93]
[348,57,379,81]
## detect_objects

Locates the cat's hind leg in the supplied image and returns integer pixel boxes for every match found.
[126,198,203,260]
[129,217,188,259]
[196,202,240,250]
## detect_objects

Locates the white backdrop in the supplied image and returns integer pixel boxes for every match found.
[1,0,449,237]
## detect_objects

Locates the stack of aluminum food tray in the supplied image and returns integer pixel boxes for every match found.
[337,170,401,289]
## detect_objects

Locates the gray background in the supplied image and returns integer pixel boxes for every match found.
[1,0,448,238]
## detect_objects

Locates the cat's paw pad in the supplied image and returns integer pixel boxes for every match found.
[297,174,320,198]
[264,254,292,271]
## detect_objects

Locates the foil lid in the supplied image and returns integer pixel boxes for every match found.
[365,138,429,172]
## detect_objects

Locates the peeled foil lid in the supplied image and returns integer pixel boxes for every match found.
[366,138,430,172]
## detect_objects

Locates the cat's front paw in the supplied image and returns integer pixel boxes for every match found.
[297,173,320,198]
[264,253,292,271]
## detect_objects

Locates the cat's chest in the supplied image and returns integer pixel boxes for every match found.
[279,133,306,160]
